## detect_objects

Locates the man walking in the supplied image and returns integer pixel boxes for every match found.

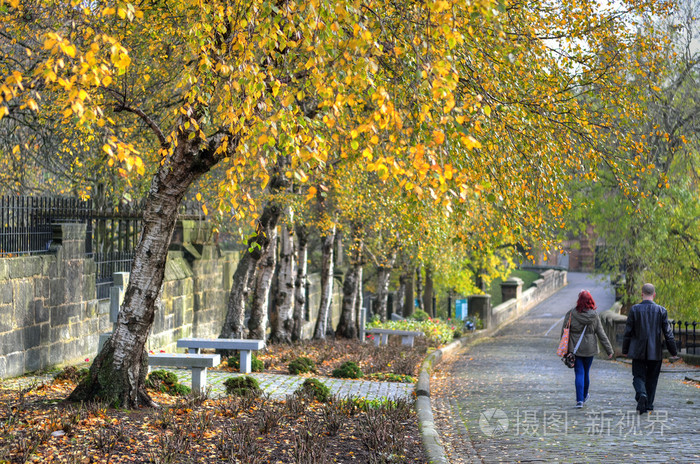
[622,283,678,414]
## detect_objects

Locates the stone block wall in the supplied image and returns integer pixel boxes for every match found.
[147,248,238,352]
[0,224,101,378]
[1,219,343,379]
[300,273,343,339]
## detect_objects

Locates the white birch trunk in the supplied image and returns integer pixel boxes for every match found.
[313,226,336,339]
[248,226,278,341]
[271,214,295,343]
[291,225,308,341]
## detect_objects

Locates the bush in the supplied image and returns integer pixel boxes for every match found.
[453,329,463,339]
[288,356,316,375]
[332,361,363,379]
[166,383,192,396]
[227,353,264,372]
[411,309,430,321]
[297,378,331,403]
[146,370,191,396]
[223,376,262,397]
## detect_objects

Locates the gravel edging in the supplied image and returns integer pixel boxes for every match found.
[415,330,495,464]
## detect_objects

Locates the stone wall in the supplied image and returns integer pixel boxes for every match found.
[299,273,344,340]
[0,222,240,379]
[146,247,238,353]
[1,220,344,379]
[0,224,100,378]
[490,269,568,328]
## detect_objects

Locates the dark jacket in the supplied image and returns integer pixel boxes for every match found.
[622,300,677,360]
[561,308,614,357]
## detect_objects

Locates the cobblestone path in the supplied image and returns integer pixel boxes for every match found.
[431,272,700,463]
[160,369,414,401]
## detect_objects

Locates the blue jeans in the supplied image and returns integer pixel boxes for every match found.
[574,356,594,402]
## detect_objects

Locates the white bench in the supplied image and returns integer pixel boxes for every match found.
[365,328,424,347]
[176,338,265,374]
[147,353,220,395]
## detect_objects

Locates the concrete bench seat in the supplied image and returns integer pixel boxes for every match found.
[176,338,265,374]
[365,328,424,347]
[148,353,220,395]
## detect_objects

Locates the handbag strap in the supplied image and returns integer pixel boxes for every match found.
[572,325,587,354]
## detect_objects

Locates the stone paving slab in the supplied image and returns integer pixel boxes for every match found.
[431,272,700,464]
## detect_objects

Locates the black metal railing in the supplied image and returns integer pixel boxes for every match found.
[94,251,136,299]
[0,195,92,256]
[671,320,698,355]
[1,194,210,298]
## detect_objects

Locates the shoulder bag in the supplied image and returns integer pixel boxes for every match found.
[557,312,572,357]
[562,325,587,368]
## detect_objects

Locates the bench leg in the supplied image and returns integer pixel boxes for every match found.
[239,350,252,373]
[191,367,207,395]
[401,335,415,347]
[373,336,381,346]
[381,334,389,345]
[188,348,200,354]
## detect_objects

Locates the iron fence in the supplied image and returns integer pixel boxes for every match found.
[1,194,209,299]
[671,320,698,355]
[94,251,136,299]
[0,195,92,256]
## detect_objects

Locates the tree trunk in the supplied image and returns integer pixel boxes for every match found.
[336,231,362,339]
[248,225,278,341]
[70,132,229,408]
[376,251,397,322]
[397,273,407,314]
[291,224,308,341]
[402,268,414,317]
[270,213,295,344]
[313,226,336,339]
[354,266,364,337]
[423,265,434,317]
[415,263,423,310]
[220,203,282,339]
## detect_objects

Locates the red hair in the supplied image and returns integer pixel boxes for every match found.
[576,290,596,312]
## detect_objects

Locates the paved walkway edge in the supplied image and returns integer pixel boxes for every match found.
[416,329,497,464]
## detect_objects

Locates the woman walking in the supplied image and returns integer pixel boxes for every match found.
[561,290,614,408]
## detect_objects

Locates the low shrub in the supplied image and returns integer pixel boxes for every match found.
[411,309,430,321]
[146,370,191,396]
[453,329,463,339]
[297,378,330,403]
[223,376,262,397]
[332,361,363,379]
[287,356,316,375]
[227,354,264,372]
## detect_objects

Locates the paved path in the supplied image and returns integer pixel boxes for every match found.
[1,367,414,402]
[431,272,700,463]
[160,369,414,401]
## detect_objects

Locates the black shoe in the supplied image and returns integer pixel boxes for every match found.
[637,395,648,415]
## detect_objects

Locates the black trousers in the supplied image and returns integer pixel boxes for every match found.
[631,359,663,408]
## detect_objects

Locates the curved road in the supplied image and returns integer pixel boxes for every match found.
[431,272,700,463]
